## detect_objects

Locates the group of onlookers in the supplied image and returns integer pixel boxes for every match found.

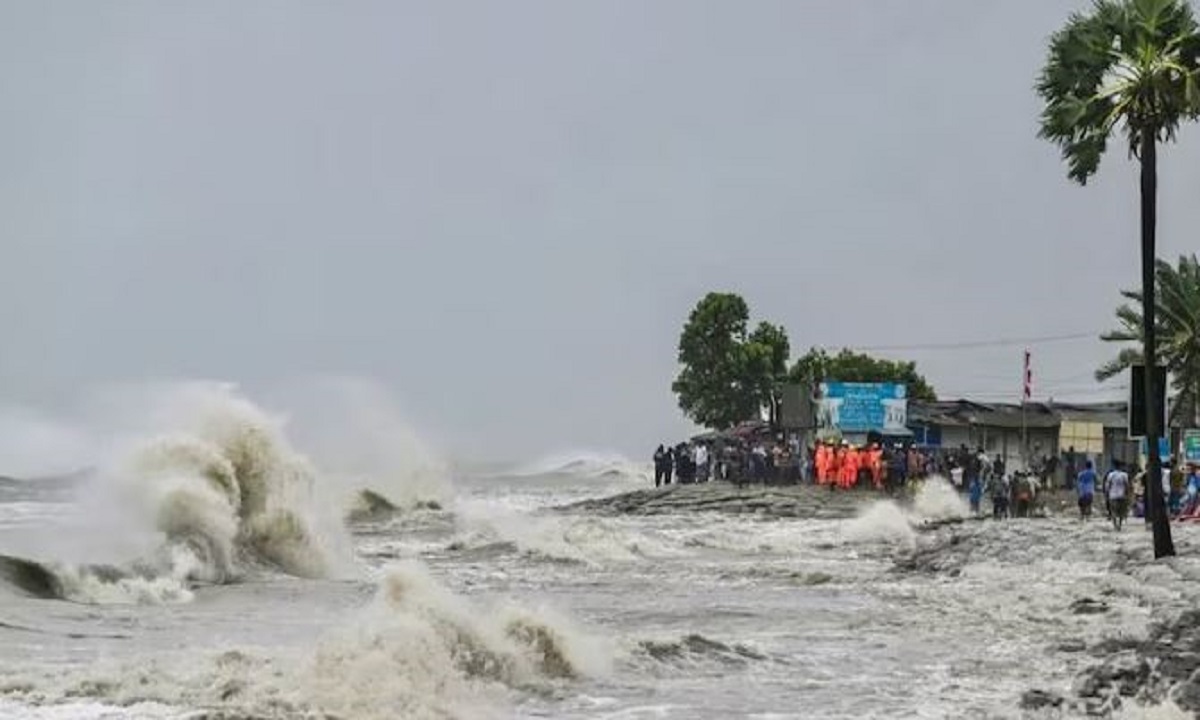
[652,438,995,490]
[1072,458,1200,529]
[653,442,712,486]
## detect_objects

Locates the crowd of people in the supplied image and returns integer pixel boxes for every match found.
[1072,458,1200,530]
[652,437,1006,493]
[652,435,1200,531]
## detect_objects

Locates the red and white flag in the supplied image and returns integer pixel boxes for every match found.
[1023,349,1033,401]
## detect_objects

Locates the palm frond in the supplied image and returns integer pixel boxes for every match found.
[1096,346,1144,381]
[1038,0,1200,180]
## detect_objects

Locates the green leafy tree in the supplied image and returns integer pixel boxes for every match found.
[671,293,789,429]
[1037,0,1200,558]
[747,322,791,426]
[787,348,937,401]
[1097,254,1200,427]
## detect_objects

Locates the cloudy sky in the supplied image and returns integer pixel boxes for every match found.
[2,1,1199,462]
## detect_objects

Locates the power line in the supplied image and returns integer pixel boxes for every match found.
[852,331,1101,353]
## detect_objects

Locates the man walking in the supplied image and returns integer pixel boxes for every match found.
[1105,460,1130,531]
[1076,460,1097,520]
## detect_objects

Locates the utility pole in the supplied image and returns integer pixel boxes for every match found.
[1021,349,1031,468]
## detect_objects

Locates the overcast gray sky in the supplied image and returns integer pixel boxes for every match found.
[3,1,1199,462]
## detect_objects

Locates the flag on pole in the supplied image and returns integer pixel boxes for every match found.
[1023,349,1032,401]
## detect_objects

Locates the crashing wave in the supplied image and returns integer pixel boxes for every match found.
[346,489,444,524]
[0,384,353,603]
[504,451,649,483]
[0,562,609,718]
[844,477,970,549]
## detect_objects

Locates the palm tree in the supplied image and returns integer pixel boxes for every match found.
[1097,255,1200,429]
[1038,0,1200,558]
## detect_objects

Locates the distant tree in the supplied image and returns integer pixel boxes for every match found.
[787,348,937,401]
[1096,254,1200,427]
[671,293,790,429]
[746,322,791,426]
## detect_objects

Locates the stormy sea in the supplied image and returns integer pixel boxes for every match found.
[2,383,1199,719]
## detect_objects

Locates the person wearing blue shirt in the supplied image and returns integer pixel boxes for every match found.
[1076,460,1097,520]
[968,475,983,516]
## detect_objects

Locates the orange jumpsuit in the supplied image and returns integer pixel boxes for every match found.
[831,448,844,486]
[869,448,883,488]
[815,445,830,484]
[840,449,859,489]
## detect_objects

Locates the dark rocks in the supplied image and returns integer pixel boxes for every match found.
[1069,609,1200,714]
[1070,597,1110,615]
[1075,650,1150,699]
[893,532,970,576]
[1054,639,1088,653]
[555,483,868,520]
[1020,689,1065,711]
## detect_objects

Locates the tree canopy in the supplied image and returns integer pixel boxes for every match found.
[1097,254,1200,426]
[787,348,937,402]
[671,293,790,430]
[1036,0,1200,185]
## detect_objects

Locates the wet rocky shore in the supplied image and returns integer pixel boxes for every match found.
[555,482,870,520]
[562,480,1200,717]
[897,520,1200,717]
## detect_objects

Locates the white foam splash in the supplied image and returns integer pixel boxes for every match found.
[910,476,970,523]
[844,500,917,547]
[0,382,360,604]
[842,478,967,549]
[0,561,610,719]
[451,499,682,564]
[1115,701,1194,719]
[267,377,451,511]
[506,450,649,483]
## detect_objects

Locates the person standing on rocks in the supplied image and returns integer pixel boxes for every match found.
[949,461,964,489]
[1104,461,1130,531]
[968,473,983,516]
[991,473,1011,520]
[695,443,710,483]
[1076,460,1097,520]
[1013,473,1033,518]
[653,445,668,488]
[888,445,906,494]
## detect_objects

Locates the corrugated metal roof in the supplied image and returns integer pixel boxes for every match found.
[908,400,1127,430]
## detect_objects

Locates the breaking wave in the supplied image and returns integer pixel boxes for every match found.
[911,476,971,522]
[844,477,968,548]
[265,377,451,515]
[505,450,649,483]
[450,500,681,565]
[0,562,609,719]
[0,385,370,602]
[0,381,454,604]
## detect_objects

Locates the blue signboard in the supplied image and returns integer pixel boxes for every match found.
[817,382,908,433]
[1140,437,1171,459]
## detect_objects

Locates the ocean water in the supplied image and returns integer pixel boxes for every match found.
[1,385,1198,719]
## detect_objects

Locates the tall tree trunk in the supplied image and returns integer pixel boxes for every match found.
[1141,134,1175,559]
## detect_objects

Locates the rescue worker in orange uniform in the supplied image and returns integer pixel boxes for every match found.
[869,443,884,489]
[841,445,860,489]
[815,442,830,485]
[831,443,845,489]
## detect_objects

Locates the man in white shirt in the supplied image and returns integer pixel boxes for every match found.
[950,463,964,488]
[1105,461,1130,531]
[695,444,710,483]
